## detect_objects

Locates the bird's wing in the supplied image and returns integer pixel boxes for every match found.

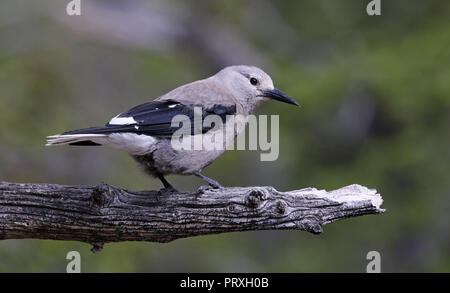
[63,100,236,138]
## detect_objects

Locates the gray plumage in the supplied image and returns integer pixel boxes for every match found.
[46,65,299,190]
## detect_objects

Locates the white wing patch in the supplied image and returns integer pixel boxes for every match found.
[109,115,137,125]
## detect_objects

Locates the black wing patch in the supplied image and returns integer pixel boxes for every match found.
[63,100,236,138]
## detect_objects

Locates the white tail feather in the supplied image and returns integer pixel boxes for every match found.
[46,133,157,155]
[45,134,107,146]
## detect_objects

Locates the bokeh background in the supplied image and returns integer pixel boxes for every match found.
[0,0,449,272]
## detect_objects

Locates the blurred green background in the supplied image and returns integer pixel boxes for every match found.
[0,0,449,272]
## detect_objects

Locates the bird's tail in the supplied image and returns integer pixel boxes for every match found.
[46,126,109,146]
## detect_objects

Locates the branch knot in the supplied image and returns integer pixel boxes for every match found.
[91,183,115,208]
[246,188,267,208]
[296,216,323,234]
[90,242,104,253]
[276,201,288,215]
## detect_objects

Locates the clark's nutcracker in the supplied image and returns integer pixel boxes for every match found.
[46,65,299,190]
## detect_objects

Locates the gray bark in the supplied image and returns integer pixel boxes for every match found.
[0,181,384,253]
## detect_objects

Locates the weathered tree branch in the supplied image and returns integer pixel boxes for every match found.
[0,181,384,253]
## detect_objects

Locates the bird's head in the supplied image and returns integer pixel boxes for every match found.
[216,65,299,113]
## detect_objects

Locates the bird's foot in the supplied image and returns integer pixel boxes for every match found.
[197,183,223,194]
[193,171,223,191]
[158,186,178,195]
[208,181,223,189]
[197,185,212,194]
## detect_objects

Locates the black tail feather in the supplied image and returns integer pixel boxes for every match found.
[69,141,102,146]
[62,126,111,135]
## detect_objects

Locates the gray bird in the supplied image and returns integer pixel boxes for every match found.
[46,65,299,191]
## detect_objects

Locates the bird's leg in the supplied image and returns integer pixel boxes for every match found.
[193,171,223,189]
[157,174,177,193]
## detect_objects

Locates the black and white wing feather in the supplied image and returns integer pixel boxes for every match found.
[46,100,236,147]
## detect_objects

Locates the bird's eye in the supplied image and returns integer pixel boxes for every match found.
[250,77,258,86]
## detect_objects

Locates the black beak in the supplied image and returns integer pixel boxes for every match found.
[260,88,300,106]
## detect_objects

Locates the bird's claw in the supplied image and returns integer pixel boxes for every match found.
[209,182,223,189]
[158,186,178,195]
[197,184,222,194]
